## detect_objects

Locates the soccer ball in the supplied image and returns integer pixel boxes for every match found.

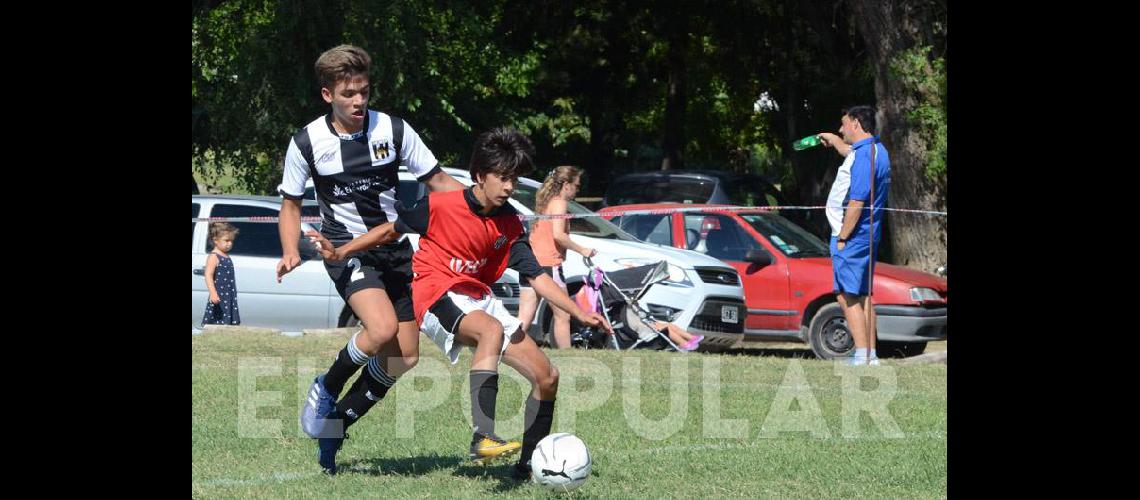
[529,433,591,491]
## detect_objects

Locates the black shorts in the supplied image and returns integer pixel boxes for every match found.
[324,238,415,322]
[520,265,565,289]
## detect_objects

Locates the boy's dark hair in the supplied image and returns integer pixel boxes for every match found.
[843,105,877,135]
[469,127,536,182]
[314,44,371,91]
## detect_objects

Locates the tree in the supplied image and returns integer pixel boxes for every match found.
[191,0,948,272]
[192,0,549,194]
[847,0,947,272]
[660,11,688,170]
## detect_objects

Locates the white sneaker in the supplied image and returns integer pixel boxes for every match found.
[868,357,881,366]
[846,355,867,366]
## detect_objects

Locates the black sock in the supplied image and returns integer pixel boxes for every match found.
[336,357,397,429]
[323,333,370,397]
[518,396,556,468]
[470,370,499,440]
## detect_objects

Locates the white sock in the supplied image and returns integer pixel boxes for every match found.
[869,349,878,359]
[854,348,868,358]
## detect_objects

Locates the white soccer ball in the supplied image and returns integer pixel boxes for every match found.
[529,433,591,491]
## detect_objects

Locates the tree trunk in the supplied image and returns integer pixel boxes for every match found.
[847,0,947,273]
[661,15,688,171]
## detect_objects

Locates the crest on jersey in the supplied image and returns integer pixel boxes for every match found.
[370,139,392,161]
[494,235,507,249]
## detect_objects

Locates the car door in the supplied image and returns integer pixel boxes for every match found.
[198,203,334,330]
[682,213,794,331]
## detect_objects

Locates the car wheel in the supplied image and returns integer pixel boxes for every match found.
[338,307,363,328]
[877,341,927,358]
[807,303,854,359]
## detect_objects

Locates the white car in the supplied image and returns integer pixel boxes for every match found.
[391,167,748,351]
[193,195,336,332]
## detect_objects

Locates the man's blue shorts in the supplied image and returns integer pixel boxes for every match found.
[830,235,877,296]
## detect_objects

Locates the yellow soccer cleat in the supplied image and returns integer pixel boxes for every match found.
[469,433,522,465]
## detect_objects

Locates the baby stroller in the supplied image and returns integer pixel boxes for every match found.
[570,257,686,352]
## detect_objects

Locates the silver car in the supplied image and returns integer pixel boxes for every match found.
[192,195,519,331]
[193,195,338,331]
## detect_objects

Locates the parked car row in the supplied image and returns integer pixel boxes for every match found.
[194,167,946,359]
[193,168,750,351]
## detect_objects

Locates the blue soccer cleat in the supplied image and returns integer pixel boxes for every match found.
[300,374,342,439]
[317,433,345,475]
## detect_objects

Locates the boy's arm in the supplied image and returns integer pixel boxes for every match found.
[308,223,401,261]
[276,136,310,282]
[306,197,429,261]
[509,236,612,333]
[276,198,303,282]
[422,168,466,192]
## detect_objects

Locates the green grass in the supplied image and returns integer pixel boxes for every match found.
[192,331,946,498]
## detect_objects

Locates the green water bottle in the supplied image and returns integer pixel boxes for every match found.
[792,134,823,150]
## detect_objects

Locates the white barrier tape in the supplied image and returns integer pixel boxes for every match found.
[192,205,946,223]
[194,216,324,223]
[523,205,947,220]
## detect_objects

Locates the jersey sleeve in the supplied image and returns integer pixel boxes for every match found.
[848,147,872,202]
[507,231,544,281]
[400,120,441,181]
[393,195,430,235]
[277,137,310,200]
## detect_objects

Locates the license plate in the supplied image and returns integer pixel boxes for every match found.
[721,305,738,324]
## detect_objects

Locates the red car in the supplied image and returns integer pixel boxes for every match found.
[598,204,947,358]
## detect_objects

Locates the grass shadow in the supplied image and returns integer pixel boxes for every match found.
[722,347,817,358]
[340,453,462,477]
[452,460,529,493]
[340,453,529,492]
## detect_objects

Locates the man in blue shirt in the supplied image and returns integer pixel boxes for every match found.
[819,105,891,365]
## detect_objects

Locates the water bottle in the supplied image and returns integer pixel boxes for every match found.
[792,134,823,150]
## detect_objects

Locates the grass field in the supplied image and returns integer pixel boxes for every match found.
[192,330,946,498]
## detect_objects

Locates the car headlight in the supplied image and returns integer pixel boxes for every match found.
[613,258,694,288]
[664,263,693,287]
[909,287,942,303]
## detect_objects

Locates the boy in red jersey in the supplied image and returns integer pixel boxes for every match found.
[308,127,611,480]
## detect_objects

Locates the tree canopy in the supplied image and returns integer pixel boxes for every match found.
[193,0,947,269]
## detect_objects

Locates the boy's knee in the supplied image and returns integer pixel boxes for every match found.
[537,365,560,394]
[360,322,397,353]
[400,353,420,371]
[478,318,505,344]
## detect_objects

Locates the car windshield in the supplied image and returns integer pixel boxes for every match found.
[511,183,638,241]
[741,213,829,257]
